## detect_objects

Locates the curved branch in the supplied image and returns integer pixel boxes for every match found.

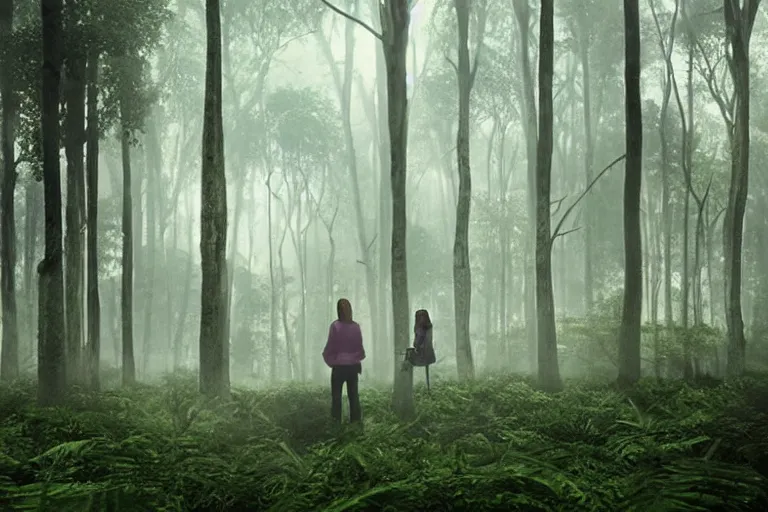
[550,154,626,243]
[319,0,382,40]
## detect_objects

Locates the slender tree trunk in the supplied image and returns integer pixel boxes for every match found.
[267,172,278,381]
[707,206,717,326]
[119,103,135,386]
[513,0,538,372]
[535,0,561,392]
[85,51,101,390]
[649,0,678,327]
[23,182,40,361]
[617,0,643,387]
[141,114,162,376]
[317,11,381,379]
[0,0,19,381]
[380,0,413,419]
[452,0,482,381]
[199,0,229,398]
[64,49,86,385]
[579,29,595,313]
[172,206,194,370]
[375,39,391,377]
[39,0,67,405]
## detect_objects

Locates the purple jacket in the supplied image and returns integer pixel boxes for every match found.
[322,320,366,367]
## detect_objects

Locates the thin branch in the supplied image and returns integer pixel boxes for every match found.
[445,53,458,74]
[553,226,581,241]
[550,194,567,216]
[366,235,377,254]
[551,154,626,243]
[319,0,382,40]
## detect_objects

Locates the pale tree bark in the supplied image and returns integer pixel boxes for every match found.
[266,171,279,380]
[316,8,381,379]
[722,0,759,378]
[617,0,643,387]
[648,0,678,328]
[380,1,413,419]
[535,0,561,392]
[0,0,19,381]
[39,0,67,406]
[273,182,298,379]
[141,114,162,375]
[513,0,538,373]
[64,44,87,386]
[23,182,41,363]
[451,0,486,381]
[574,13,596,313]
[199,0,229,398]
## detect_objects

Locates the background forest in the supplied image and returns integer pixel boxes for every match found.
[1,0,768,510]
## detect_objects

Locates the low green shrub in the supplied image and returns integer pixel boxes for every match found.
[1,373,767,511]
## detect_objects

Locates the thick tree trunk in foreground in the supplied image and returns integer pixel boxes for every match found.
[85,51,101,391]
[39,0,67,406]
[535,0,561,392]
[722,0,758,378]
[0,0,19,381]
[617,0,643,386]
[199,0,229,398]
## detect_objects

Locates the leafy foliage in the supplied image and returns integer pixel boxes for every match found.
[1,373,767,510]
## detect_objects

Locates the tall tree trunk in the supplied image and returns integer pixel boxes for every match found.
[513,0,538,373]
[578,22,595,313]
[380,0,413,419]
[85,51,101,391]
[172,203,194,370]
[649,0,678,327]
[266,171,278,381]
[0,0,19,381]
[497,126,509,369]
[141,115,161,376]
[39,0,67,405]
[317,8,381,379]
[452,0,483,381]
[23,182,40,361]
[119,102,135,386]
[535,0,561,392]
[64,49,86,386]
[375,38,391,378]
[707,205,719,326]
[722,0,757,378]
[199,0,229,398]
[617,0,643,387]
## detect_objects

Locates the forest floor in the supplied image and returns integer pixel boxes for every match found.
[1,371,767,511]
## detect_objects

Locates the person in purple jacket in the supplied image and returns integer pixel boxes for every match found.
[322,298,366,423]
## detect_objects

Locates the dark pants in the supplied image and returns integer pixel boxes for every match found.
[331,364,361,423]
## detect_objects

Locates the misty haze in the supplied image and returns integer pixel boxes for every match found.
[1,0,767,510]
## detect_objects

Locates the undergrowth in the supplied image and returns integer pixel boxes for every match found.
[1,372,767,511]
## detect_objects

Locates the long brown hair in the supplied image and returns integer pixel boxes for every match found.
[337,298,353,323]
[414,309,432,331]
